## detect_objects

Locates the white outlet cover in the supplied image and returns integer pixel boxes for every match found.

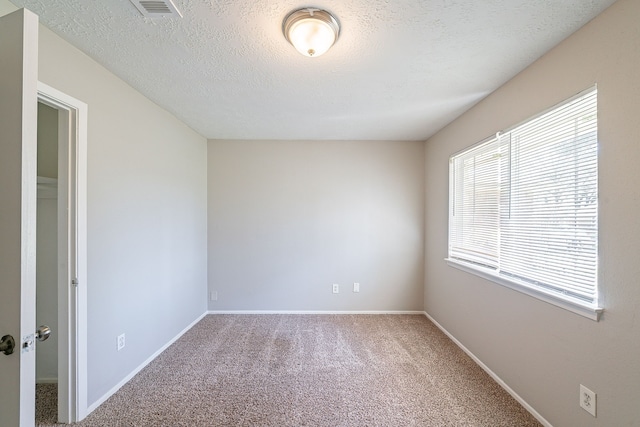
[353,282,360,292]
[580,384,596,417]
[332,284,339,294]
[117,334,126,351]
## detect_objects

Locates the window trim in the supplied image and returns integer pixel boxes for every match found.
[446,258,602,321]
[446,87,602,321]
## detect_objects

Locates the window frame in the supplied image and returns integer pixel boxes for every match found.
[446,87,603,321]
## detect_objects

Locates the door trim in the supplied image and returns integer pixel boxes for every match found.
[37,82,88,423]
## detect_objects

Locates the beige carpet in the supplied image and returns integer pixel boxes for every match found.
[37,314,540,426]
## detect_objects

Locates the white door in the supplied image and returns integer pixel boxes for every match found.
[0,8,39,427]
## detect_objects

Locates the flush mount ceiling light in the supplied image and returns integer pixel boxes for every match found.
[283,8,340,57]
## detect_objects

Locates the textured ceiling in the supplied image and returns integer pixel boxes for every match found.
[11,0,617,141]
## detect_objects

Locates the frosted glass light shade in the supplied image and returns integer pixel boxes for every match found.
[283,9,340,57]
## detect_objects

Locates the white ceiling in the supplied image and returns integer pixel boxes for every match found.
[11,0,616,141]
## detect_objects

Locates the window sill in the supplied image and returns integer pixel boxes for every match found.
[445,258,603,321]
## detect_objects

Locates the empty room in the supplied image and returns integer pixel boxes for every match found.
[1,0,638,426]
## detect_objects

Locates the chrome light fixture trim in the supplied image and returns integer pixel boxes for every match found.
[283,8,340,57]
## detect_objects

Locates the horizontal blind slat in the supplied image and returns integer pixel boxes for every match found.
[450,87,598,307]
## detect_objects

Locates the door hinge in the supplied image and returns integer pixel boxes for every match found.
[71,278,79,287]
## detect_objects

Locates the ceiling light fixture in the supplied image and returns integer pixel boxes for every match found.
[283,8,340,58]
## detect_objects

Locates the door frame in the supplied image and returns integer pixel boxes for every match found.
[37,82,88,423]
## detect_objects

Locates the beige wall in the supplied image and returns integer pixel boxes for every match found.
[424,0,640,425]
[37,102,57,178]
[35,102,59,382]
[39,25,209,404]
[36,196,58,382]
[208,139,425,311]
[1,0,209,407]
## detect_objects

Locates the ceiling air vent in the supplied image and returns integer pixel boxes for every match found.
[130,0,183,18]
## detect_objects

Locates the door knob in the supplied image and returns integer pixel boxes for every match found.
[36,325,51,342]
[0,335,15,355]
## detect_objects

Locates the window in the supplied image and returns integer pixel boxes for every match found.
[448,87,601,320]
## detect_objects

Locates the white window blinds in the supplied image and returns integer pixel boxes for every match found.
[450,138,501,268]
[449,87,598,309]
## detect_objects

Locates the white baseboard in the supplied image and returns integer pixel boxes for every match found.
[207,310,426,315]
[87,311,207,415]
[36,377,58,384]
[422,311,552,427]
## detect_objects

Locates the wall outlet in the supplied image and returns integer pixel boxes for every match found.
[580,384,596,417]
[210,291,218,301]
[332,284,339,294]
[117,333,125,351]
[353,282,360,293]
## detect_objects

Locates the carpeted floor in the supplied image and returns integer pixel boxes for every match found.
[36,383,58,425]
[37,314,541,426]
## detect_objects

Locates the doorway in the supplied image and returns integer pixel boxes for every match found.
[36,83,88,424]
[35,101,60,423]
